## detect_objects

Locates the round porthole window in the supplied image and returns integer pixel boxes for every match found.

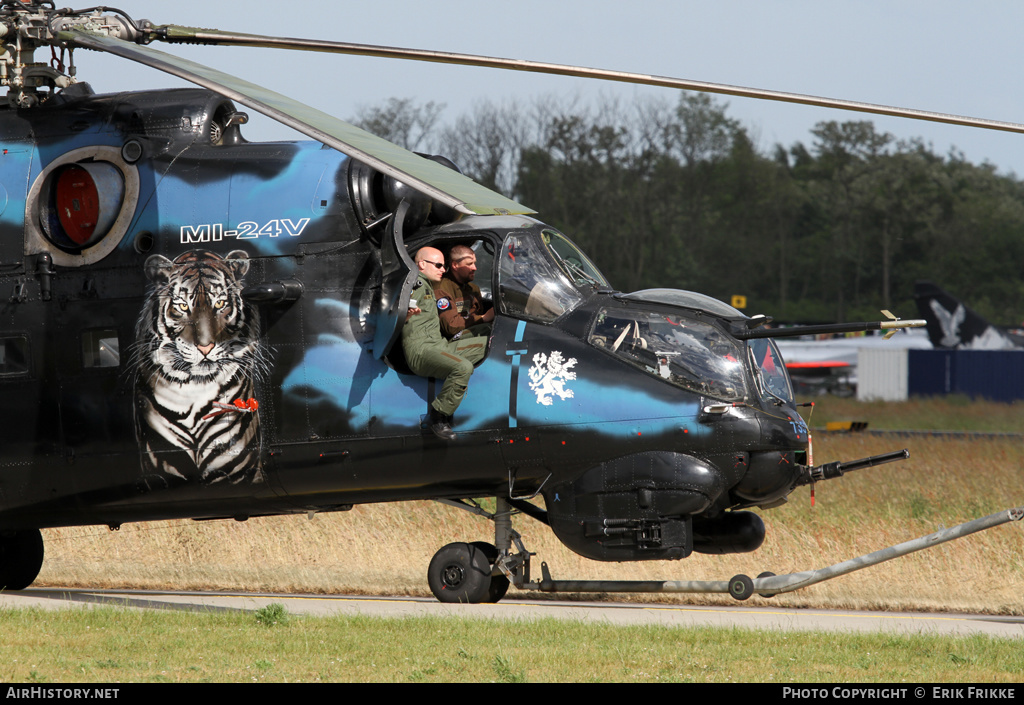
[43,162,126,250]
[25,146,140,267]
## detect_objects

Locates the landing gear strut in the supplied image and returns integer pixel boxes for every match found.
[0,529,44,590]
[429,499,1023,605]
[471,541,510,603]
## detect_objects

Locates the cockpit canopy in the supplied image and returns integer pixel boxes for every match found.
[589,307,749,401]
[748,337,794,404]
[498,229,609,322]
[588,305,795,405]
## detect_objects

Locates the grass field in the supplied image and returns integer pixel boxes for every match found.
[33,397,1024,615]
[2,606,1023,683]
[803,395,1024,433]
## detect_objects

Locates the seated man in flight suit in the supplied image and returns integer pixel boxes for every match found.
[435,244,495,340]
[402,246,487,441]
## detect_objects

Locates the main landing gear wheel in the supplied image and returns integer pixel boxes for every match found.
[428,542,494,604]
[0,529,44,591]
[471,541,510,603]
[728,573,754,601]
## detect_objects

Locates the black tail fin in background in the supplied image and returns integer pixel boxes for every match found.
[913,281,1022,350]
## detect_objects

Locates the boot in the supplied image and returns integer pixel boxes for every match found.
[429,407,457,441]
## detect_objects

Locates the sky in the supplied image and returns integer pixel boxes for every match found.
[69,0,1024,176]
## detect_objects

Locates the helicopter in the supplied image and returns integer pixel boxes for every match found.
[0,1,1020,604]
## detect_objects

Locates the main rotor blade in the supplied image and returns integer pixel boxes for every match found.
[58,29,533,217]
[155,25,1024,136]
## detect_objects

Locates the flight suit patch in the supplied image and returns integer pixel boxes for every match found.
[437,297,452,311]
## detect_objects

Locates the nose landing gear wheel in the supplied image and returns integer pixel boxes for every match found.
[428,542,494,604]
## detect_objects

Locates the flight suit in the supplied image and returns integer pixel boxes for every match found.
[435,274,492,340]
[402,273,488,417]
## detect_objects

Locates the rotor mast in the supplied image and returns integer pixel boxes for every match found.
[0,2,144,107]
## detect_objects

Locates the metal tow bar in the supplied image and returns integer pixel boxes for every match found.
[527,506,1024,601]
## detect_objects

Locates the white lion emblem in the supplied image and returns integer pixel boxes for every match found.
[528,351,577,406]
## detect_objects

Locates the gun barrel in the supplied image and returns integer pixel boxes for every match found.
[736,319,926,340]
[798,449,909,485]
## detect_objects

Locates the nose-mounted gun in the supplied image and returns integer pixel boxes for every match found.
[795,448,911,486]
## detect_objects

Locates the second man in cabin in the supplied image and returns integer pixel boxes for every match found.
[434,244,495,340]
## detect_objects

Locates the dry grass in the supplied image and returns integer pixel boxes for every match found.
[804,395,1024,433]
[34,402,1024,614]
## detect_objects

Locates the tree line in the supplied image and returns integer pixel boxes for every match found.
[353,96,1024,326]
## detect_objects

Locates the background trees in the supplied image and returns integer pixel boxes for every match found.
[352,96,1024,326]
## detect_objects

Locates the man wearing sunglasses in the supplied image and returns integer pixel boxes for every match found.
[402,247,487,441]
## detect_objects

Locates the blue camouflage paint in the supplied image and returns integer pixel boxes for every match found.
[0,148,33,231]
[281,306,704,437]
[122,141,347,256]
[0,135,344,254]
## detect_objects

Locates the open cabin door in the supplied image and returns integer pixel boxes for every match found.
[372,201,419,359]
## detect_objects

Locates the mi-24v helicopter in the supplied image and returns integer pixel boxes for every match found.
[0,1,1020,603]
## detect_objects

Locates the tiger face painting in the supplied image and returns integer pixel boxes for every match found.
[134,249,268,487]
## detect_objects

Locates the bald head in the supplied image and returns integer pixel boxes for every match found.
[415,246,446,283]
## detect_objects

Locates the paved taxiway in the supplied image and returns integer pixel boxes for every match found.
[2,588,1022,638]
